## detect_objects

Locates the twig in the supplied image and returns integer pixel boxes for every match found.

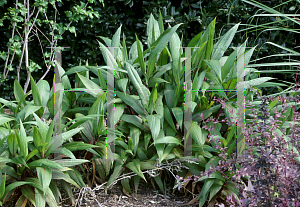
[2,1,17,83]
[73,159,194,207]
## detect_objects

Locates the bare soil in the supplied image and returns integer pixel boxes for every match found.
[58,181,228,207]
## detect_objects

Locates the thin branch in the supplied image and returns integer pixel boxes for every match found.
[34,25,52,43]
[22,6,41,93]
[2,0,18,83]
[32,28,47,67]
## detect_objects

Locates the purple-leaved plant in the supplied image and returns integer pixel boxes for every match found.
[178,66,300,207]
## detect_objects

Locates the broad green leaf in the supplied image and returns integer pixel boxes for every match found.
[67,167,86,188]
[244,46,256,68]
[97,68,107,90]
[144,133,152,150]
[169,31,182,85]
[242,77,275,89]
[111,24,122,59]
[205,17,216,61]
[204,60,222,82]
[147,115,160,141]
[0,173,6,199]
[187,31,203,48]
[154,129,165,164]
[186,121,205,146]
[33,127,44,155]
[26,148,39,162]
[62,142,98,151]
[147,23,183,78]
[33,113,48,140]
[209,181,223,201]
[37,80,50,108]
[28,159,64,170]
[198,179,215,207]
[65,114,102,131]
[14,79,25,103]
[3,181,29,200]
[44,134,65,158]
[160,143,176,162]
[54,159,89,168]
[116,91,148,118]
[61,66,88,77]
[129,126,140,155]
[52,169,80,189]
[61,127,84,143]
[21,186,36,207]
[121,178,132,194]
[222,49,237,81]
[125,62,150,109]
[122,33,128,63]
[153,62,172,78]
[7,133,18,155]
[154,175,165,194]
[30,75,43,116]
[192,70,206,101]
[155,93,164,129]
[148,83,158,113]
[11,156,28,168]
[107,160,125,188]
[61,148,76,159]
[128,41,138,60]
[164,84,176,108]
[136,35,147,77]
[140,161,156,170]
[193,41,207,72]
[212,22,240,60]
[88,92,106,135]
[16,121,28,157]
[98,36,112,47]
[114,103,125,125]
[205,70,222,85]
[22,105,42,120]
[121,114,150,131]
[158,11,164,34]
[171,107,183,131]
[75,72,103,98]
[0,98,17,113]
[146,13,160,48]
[36,166,52,193]
[0,116,14,126]
[116,79,128,94]
[56,61,72,90]
[148,78,169,87]
[163,105,176,131]
[126,159,146,182]
[155,136,183,146]
[97,40,119,78]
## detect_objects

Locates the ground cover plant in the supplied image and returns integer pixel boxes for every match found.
[176,74,300,206]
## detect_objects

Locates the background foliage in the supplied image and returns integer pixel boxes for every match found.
[1,0,299,100]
